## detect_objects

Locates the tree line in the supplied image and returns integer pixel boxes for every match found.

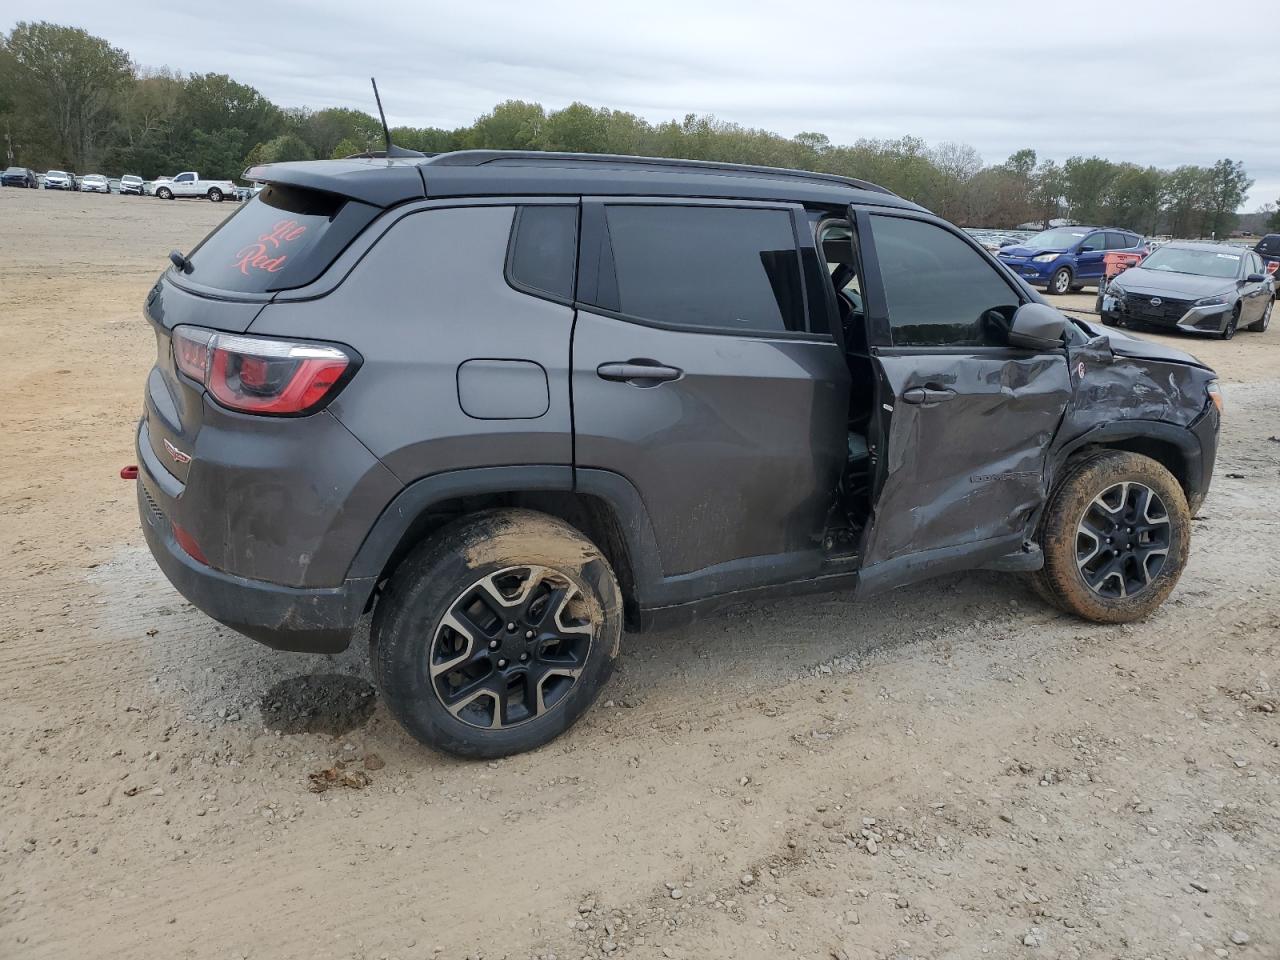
[2,21,1272,236]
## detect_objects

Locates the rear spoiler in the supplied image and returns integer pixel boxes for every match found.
[241,159,426,208]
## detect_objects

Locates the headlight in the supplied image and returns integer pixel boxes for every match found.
[1107,282,1126,297]
[1206,380,1224,416]
[1195,295,1228,307]
[1032,253,1060,263]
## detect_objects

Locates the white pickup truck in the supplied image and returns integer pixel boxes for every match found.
[152,171,236,202]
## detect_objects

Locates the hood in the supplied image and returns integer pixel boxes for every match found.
[1000,245,1067,258]
[1111,267,1234,300]
[1072,316,1211,370]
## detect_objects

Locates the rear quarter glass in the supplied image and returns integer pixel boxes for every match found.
[183,183,379,294]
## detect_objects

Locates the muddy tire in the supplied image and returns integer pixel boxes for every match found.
[371,509,622,759]
[1031,451,1190,623]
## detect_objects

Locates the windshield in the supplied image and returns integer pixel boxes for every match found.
[122,175,142,183]
[48,170,67,177]
[1140,246,1241,279]
[1025,228,1089,249]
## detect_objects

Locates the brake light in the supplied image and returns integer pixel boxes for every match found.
[171,326,356,415]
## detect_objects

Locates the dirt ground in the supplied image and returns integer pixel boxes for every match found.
[1,187,1277,960]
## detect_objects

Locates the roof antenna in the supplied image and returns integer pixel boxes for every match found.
[368,78,425,159]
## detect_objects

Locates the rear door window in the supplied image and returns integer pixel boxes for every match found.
[182,183,377,294]
[599,204,805,334]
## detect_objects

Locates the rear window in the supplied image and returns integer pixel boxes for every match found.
[183,183,377,294]
[507,205,577,301]
[1257,235,1280,256]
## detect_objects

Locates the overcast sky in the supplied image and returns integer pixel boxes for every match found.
[15,1,1279,210]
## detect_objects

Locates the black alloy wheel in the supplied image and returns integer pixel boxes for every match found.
[1075,481,1170,600]
[430,565,594,730]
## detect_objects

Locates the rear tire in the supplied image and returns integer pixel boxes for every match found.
[1246,298,1271,333]
[1031,451,1190,623]
[207,187,223,202]
[371,509,622,759]
[1048,267,1072,296]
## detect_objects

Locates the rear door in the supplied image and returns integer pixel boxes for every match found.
[570,198,849,595]
[853,208,1072,590]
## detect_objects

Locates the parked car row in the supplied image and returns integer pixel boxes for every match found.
[1,167,243,201]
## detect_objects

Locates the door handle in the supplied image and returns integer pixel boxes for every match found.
[597,361,683,385]
[902,386,956,405]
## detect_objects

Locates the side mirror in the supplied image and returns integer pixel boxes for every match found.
[1009,302,1066,350]
[1245,273,1267,283]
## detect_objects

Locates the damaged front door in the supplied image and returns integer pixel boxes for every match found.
[855,210,1072,591]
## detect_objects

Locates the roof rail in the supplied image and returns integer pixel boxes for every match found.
[420,150,893,195]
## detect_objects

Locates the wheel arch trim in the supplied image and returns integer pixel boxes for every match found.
[1048,418,1208,511]
[345,465,665,609]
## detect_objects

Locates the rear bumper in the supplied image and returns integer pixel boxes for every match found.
[136,447,373,654]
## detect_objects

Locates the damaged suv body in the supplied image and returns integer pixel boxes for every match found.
[135,151,1221,757]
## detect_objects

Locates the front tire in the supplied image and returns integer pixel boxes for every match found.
[1048,267,1072,296]
[1220,305,1239,340]
[1246,298,1271,333]
[156,186,173,200]
[1031,451,1190,623]
[371,509,622,759]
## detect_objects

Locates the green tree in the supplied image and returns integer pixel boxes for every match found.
[1202,158,1252,238]
[464,100,545,150]
[1030,159,1066,227]
[1162,166,1212,237]
[244,132,314,167]
[1104,164,1164,234]
[3,21,132,168]
[1003,148,1037,180]
[1063,156,1117,224]
[301,106,381,157]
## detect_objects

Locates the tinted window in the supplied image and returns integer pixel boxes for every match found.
[1256,235,1280,256]
[870,215,1019,347]
[1105,232,1129,250]
[1079,233,1105,252]
[508,205,577,301]
[603,205,805,334]
[184,183,373,294]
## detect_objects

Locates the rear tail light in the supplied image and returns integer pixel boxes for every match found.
[171,326,358,415]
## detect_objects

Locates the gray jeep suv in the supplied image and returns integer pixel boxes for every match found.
[135,150,1222,757]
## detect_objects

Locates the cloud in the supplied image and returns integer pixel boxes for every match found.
[17,0,1278,208]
